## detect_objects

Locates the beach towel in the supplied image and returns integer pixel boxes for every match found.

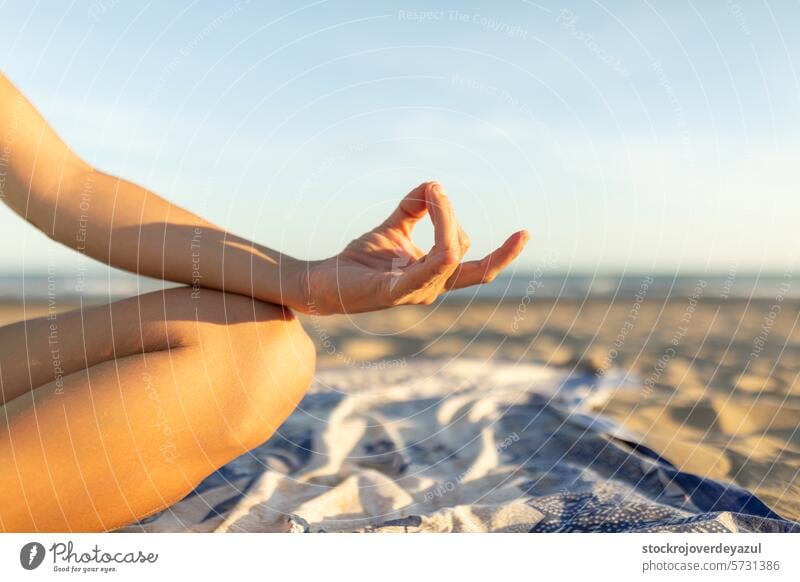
[119,359,799,533]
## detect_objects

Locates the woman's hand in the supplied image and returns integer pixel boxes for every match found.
[299,182,529,315]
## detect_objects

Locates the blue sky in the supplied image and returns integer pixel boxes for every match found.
[1,0,798,275]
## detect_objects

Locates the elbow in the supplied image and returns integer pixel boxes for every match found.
[25,162,97,243]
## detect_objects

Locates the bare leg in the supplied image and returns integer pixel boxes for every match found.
[0,288,315,532]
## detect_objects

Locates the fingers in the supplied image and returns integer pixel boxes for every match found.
[390,182,465,303]
[446,230,530,290]
[456,223,471,256]
[428,182,461,264]
[386,181,529,305]
[381,182,429,235]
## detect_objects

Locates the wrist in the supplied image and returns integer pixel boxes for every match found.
[277,256,315,314]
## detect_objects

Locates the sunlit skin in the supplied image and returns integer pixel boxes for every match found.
[0,72,529,531]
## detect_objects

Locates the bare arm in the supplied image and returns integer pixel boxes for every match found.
[0,73,306,309]
[0,73,528,314]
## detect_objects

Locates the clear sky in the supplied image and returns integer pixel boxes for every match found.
[1,0,798,275]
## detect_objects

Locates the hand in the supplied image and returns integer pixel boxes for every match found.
[299,181,529,315]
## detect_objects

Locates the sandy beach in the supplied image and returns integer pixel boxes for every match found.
[298,296,800,522]
[4,294,798,526]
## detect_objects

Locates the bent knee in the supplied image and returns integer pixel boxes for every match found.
[222,292,315,377]
[197,294,316,452]
[230,319,315,452]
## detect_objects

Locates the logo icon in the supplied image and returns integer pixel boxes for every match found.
[20,542,46,570]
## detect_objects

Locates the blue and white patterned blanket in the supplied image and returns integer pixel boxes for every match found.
[120,360,799,533]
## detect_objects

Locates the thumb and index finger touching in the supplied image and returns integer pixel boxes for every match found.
[386,181,530,302]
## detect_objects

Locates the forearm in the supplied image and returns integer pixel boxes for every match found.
[1,72,308,310]
[48,168,309,310]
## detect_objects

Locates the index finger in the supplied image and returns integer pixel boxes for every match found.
[381,182,429,234]
[427,182,461,265]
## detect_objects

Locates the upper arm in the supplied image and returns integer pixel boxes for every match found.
[0,72,89,227]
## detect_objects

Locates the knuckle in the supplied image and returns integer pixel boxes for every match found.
[438,249,460,268]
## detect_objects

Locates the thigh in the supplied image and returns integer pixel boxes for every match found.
[0,288,314,531]
[2,348,224,531]
[0,286,290,405]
